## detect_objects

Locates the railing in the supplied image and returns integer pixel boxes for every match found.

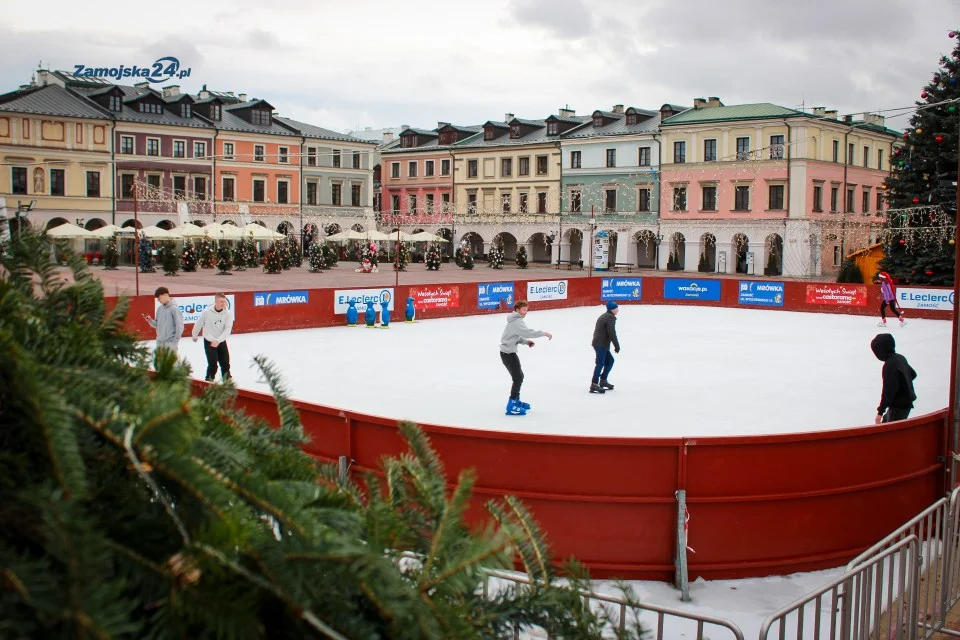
[759,536,920,640]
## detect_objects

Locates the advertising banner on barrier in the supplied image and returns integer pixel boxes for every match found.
[160,294,236,325]
[410,285,460,310]
[738,281,784,307]
[477,282,514,310]
[600,277,642,301]
[253,290,309,307]
[664,279,721,301]
[334,288,394,314]
[896,287,955,311]
[805,284,867,306]
[527,280,568,301]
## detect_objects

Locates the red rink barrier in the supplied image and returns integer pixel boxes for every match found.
[110,275,953,579]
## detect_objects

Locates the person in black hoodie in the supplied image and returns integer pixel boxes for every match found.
[870,333,917,424]
[590,301,621,394]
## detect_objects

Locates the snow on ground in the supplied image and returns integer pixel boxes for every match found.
[168,304,951,438]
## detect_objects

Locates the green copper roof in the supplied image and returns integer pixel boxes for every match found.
[661,103,802,125]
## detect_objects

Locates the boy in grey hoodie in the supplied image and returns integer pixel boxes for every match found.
[144,287,184,354]
[499,300,552,415]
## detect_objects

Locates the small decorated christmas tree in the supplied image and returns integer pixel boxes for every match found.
[425,245,441,270]
[263,248,282,274]
[288,236,303,267]
[488,241,504,269]
[103,235,119,270]
[394,241,409,271]
[181,241,198,272]
[159,240,180,276]
[216,245,232,274]
[322,243,338,267]
[198,237,215,268]
[459,242,474,270]
[137,234,155,273]
[277,241,292,270]
[308,243,325,272]
[231,243,247,271]
[516,245,528,268]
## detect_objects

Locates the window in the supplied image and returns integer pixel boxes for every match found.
[391,194,401,212]
[639,147,651,166]
[194,141,206,159]
[333,150,341,167]
[193,176,206,200]
[832,140,840,163]
[673,187,687,211]
[862,189,870,214]
[352,184,361,207]
[210,105,221,121]
[570,189,581,213]
[441,192,450,210]
[833,246,842,267]
[537,191,547,213]
[769,184,784,210]
[173,140,186,158]
[332,183,342,206]
[877,191,883,212]
[878,149,884,171]
[702,186,717,211]
[352,152,361,169]
[408,161,417,177]
[813,185,823,211]
[425,193,434,212]
[109,95,122,112]
[571,150,581,169]
[501,158,512,177]
[638,188,650,212]
[277,180,288,204]
[223,142,234,159]
[500,193,510,213]
[830,186,839,212]
[86,171,100,197]
[468,159,478,178]
[536,155,548,175]
[278,146,288,163]
[11,167,27,194]
[606,149,616,168]
[180,103,191,118]
[674,141,686,163]
[307,148,316,166]
[484,128,494,141]
[425,160,434,177]
[848,143,855,165]
[519,192,528,213]
[120,136,134,154]
[408,194,417,213]
[50,169,65,196]
[147,174,161,190]
[222,177,235,201]
[547,121,558,135]
[146,138,160,156]
[306,181,317,205]
[253,179,265,202]
[734,185,750,210]
[441,159,450,175]
[846,188,855,212]
[863,146,869,168]
[254,145,265,162]
[138,102,162,114]
[736,137,750,160]
[518,157,530,176]
[250,109,271,126]
[770,135,785,159]
[704,139,717,162]
[121,174,135,199]
[401,135,416,148]
[467,193,477,214]
[391,162,400,178]
[605,188,617,212]
[173,176,186,198]
[510,124,521,138]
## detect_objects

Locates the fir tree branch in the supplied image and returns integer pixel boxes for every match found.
[124,425,191,545]
[420,542,510,592]
[132,403,192,447]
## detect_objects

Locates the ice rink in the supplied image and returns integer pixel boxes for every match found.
[164,304,952,438]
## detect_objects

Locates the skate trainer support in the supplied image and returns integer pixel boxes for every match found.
[111,276,953,580]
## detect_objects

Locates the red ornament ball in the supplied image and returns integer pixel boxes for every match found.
[899,239,907,245]
[894,148,901,155]
[904,132,910,139]
[921,91,928,98]
[926,270,934,276]
[936,135,944,143]
[952,31,958,38]
[913,197,920,203]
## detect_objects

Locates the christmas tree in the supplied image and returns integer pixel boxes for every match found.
[263,248,282,274]
[308,242,325,272]
[181,241,198,272]
[321,243,338,267]
[277,241,292,270]
[877,30,960,286]
[458,242,474,270]
[394,241,409,271]
[198,237,215,268]
[216,245,232,274]
[288,236,303,268]
[425,245,441,270]
[137,233,155,273]
[516,245,528,268]
[103,234,119,270]
[159,240,180,276]
[488,240,504,269]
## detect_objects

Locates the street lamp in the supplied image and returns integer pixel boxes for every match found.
[654,234,663,270]
[588,208,598,278]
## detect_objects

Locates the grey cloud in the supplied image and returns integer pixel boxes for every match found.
[510,0,595,38]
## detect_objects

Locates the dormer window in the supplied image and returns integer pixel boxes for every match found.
[138,102,162,114]
[440,132,455,145]
[484,127,494,141]
[250,109,271,126]
[401,135,416,148]
[180,103,191,118]
[109,96,122,112]
[593,116,603,127]
[510,124,521,138]
[626,114,637,126]
[547,122,558,135]
[211,105,221,120]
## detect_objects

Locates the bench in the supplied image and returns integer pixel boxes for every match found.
[612,262,635,272]
[555,260,584,270]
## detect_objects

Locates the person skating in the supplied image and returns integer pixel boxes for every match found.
[499,300,552,415]
[876,271,905,327]
[143,286,184,357]
[870,333,917,424]
[590,301,621,394]
[192,293,234,382]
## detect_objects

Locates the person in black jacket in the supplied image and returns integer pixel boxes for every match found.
[590,301,621,394]
[870,333,917,423]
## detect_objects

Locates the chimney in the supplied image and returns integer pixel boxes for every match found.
[504,112,514,122]
[707,96,723,107]
[162,85,180,98]
[612,104,624,114]
[238,93,247,102]
[558,105,575,118]
[134,81,150,90]
[37,70,62,87]
[437,121,450,129]
[693,97,708,109]
[843,114,854,123]
[864,113,886,127]
[824,110,839,120]
[198,84,210,100]
[812,106,826,116]
[383,132,395,143]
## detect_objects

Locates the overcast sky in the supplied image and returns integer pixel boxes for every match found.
[2,0,958,135]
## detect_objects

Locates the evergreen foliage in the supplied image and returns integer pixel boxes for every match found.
[103,235,120,270]
[837,258,865,283]
[216,245,233,274]
[395,242,409,271]
[181,241,198,272]
[287,237,303,268]
[307,243,325,272]
[878,31,960,286]
[488,240,504,269]
[159,240,180,276]
[198,238,215,269]
[425,246,441,271]
[516,245,528,269]
[137,234,155,273]
[458,243,474,270]
[0,229,649,640]
[321,244,338,267]
[263,248,283,274]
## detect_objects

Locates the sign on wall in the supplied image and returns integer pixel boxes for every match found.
[159,294,236,325]
[593,231,609,271]
[895,287,954,311]
[334,288,394,314]
[527,280,568,302]
[477,282,514,310]
[410,285,460,310]
[253,290,309,307]
[805,284,867,306]
[601,277,642,301]
[737,281,784,307]
[663,279,721,301]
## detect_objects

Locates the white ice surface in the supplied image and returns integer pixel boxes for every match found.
[167,304,952,438]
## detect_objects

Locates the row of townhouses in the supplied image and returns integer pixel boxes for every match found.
[0,68,898,277]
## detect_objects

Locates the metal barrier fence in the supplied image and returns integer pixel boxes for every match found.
[759,536,920,640]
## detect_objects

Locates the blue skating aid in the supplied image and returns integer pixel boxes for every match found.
[346,299,358,326]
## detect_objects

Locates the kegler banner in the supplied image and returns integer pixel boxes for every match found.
[805,284,868,306]
[410,285,460,310]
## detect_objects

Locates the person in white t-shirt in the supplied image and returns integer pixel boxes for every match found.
[192,293,234,382]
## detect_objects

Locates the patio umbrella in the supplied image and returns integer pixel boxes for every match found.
[242,224,285,240]
[323,231,351,243]
[204,223,243,241]
[46,223,95,238]
[388,230,418,242]
[358,229,391,242]
[408,231,449,243]
[172,223,207,239]
[91,224,132,238]
[140,225,177,240]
